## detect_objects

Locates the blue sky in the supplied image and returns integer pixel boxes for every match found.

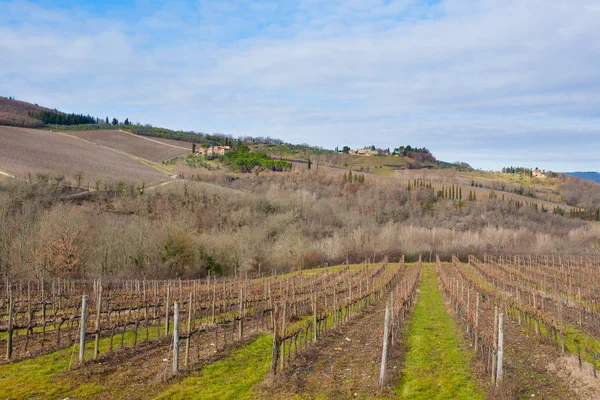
[1,0,600,171]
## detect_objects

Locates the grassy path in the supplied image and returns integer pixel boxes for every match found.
[396,264,485,400]
[155,334,272,400]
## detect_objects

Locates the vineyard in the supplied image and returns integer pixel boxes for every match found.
[1,256,600,399]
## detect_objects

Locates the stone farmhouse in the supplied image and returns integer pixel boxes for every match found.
[195,145,231,157]
[532,168,546,178]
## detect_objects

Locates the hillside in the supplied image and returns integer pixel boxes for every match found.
[1,97,600,223]
[67,129,190,163]
[0,126,171,185]
[0,96,50,127]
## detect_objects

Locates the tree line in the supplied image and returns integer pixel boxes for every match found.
[27,110,97,126]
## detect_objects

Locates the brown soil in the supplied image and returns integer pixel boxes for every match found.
[481,316,582,400]
[546,355,600,400]
[0,126,167,184]
[256,297,404,400]
[67,130,189,162]
[58,329,267,400]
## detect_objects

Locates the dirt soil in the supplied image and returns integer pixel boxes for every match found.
[481,315,583,400]
[57,329,265,399]
[0,126,168,184]
[257,297,404,400]
[67,130,189,162]
[546,355,600,400]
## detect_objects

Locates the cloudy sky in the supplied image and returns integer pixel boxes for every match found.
[1,0,599,171]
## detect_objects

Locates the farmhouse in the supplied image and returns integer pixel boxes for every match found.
[532,168,546,178]
[356,147,389,156]
[195,145,231,157]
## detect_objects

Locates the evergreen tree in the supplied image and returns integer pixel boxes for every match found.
[106,116,109,124]
[112,118,118,126]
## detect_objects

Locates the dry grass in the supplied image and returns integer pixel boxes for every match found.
[66,129,190,162]
[0,126,169,184]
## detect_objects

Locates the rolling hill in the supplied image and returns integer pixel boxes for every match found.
[0,96,52,127]
[0,126,175,184]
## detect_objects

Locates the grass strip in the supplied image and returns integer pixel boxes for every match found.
[0,325,165,399]
[396,263,485,400]
[155,334,272,400]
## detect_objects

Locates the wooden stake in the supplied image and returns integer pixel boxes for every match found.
[379,300,391,388]
[165,283,171,335]
[79,295,88,364]
[94,284,102,360]
[173,301,180,375]
[6,288,13,360]
[496,313,504,385]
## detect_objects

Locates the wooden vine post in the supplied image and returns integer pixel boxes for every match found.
[79,295,88,364]
[379,299,391,388]
[172,301,180,375]
[474,291,480,351]
[269,303,279,376]
[6,288,13,360]
[496,313,504,385]
[165,283,171,336]
[185,291,193,367]
[94,284,102,360]
[238,287,244,340]
[312,293,318,343]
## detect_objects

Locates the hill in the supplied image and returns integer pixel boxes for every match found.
[0,96,51,127]
[565,171,600,183]
[2,96,600,222]
[0,126,171,185]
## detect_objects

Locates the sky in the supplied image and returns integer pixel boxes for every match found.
[1,0,600,172]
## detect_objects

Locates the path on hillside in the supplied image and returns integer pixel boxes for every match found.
[396,264,485,399]
[257,294,403,399]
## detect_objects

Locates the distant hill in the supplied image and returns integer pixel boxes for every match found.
[1,96,450,170]
[0,96,51,127]
[565,171,600,183]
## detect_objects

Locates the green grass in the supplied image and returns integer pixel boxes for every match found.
[155,334,272,400]
[0,325,164,399]
[0,344,100,398]
[396,264,485,400]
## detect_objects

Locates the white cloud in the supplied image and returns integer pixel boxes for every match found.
[1,0,599,171]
